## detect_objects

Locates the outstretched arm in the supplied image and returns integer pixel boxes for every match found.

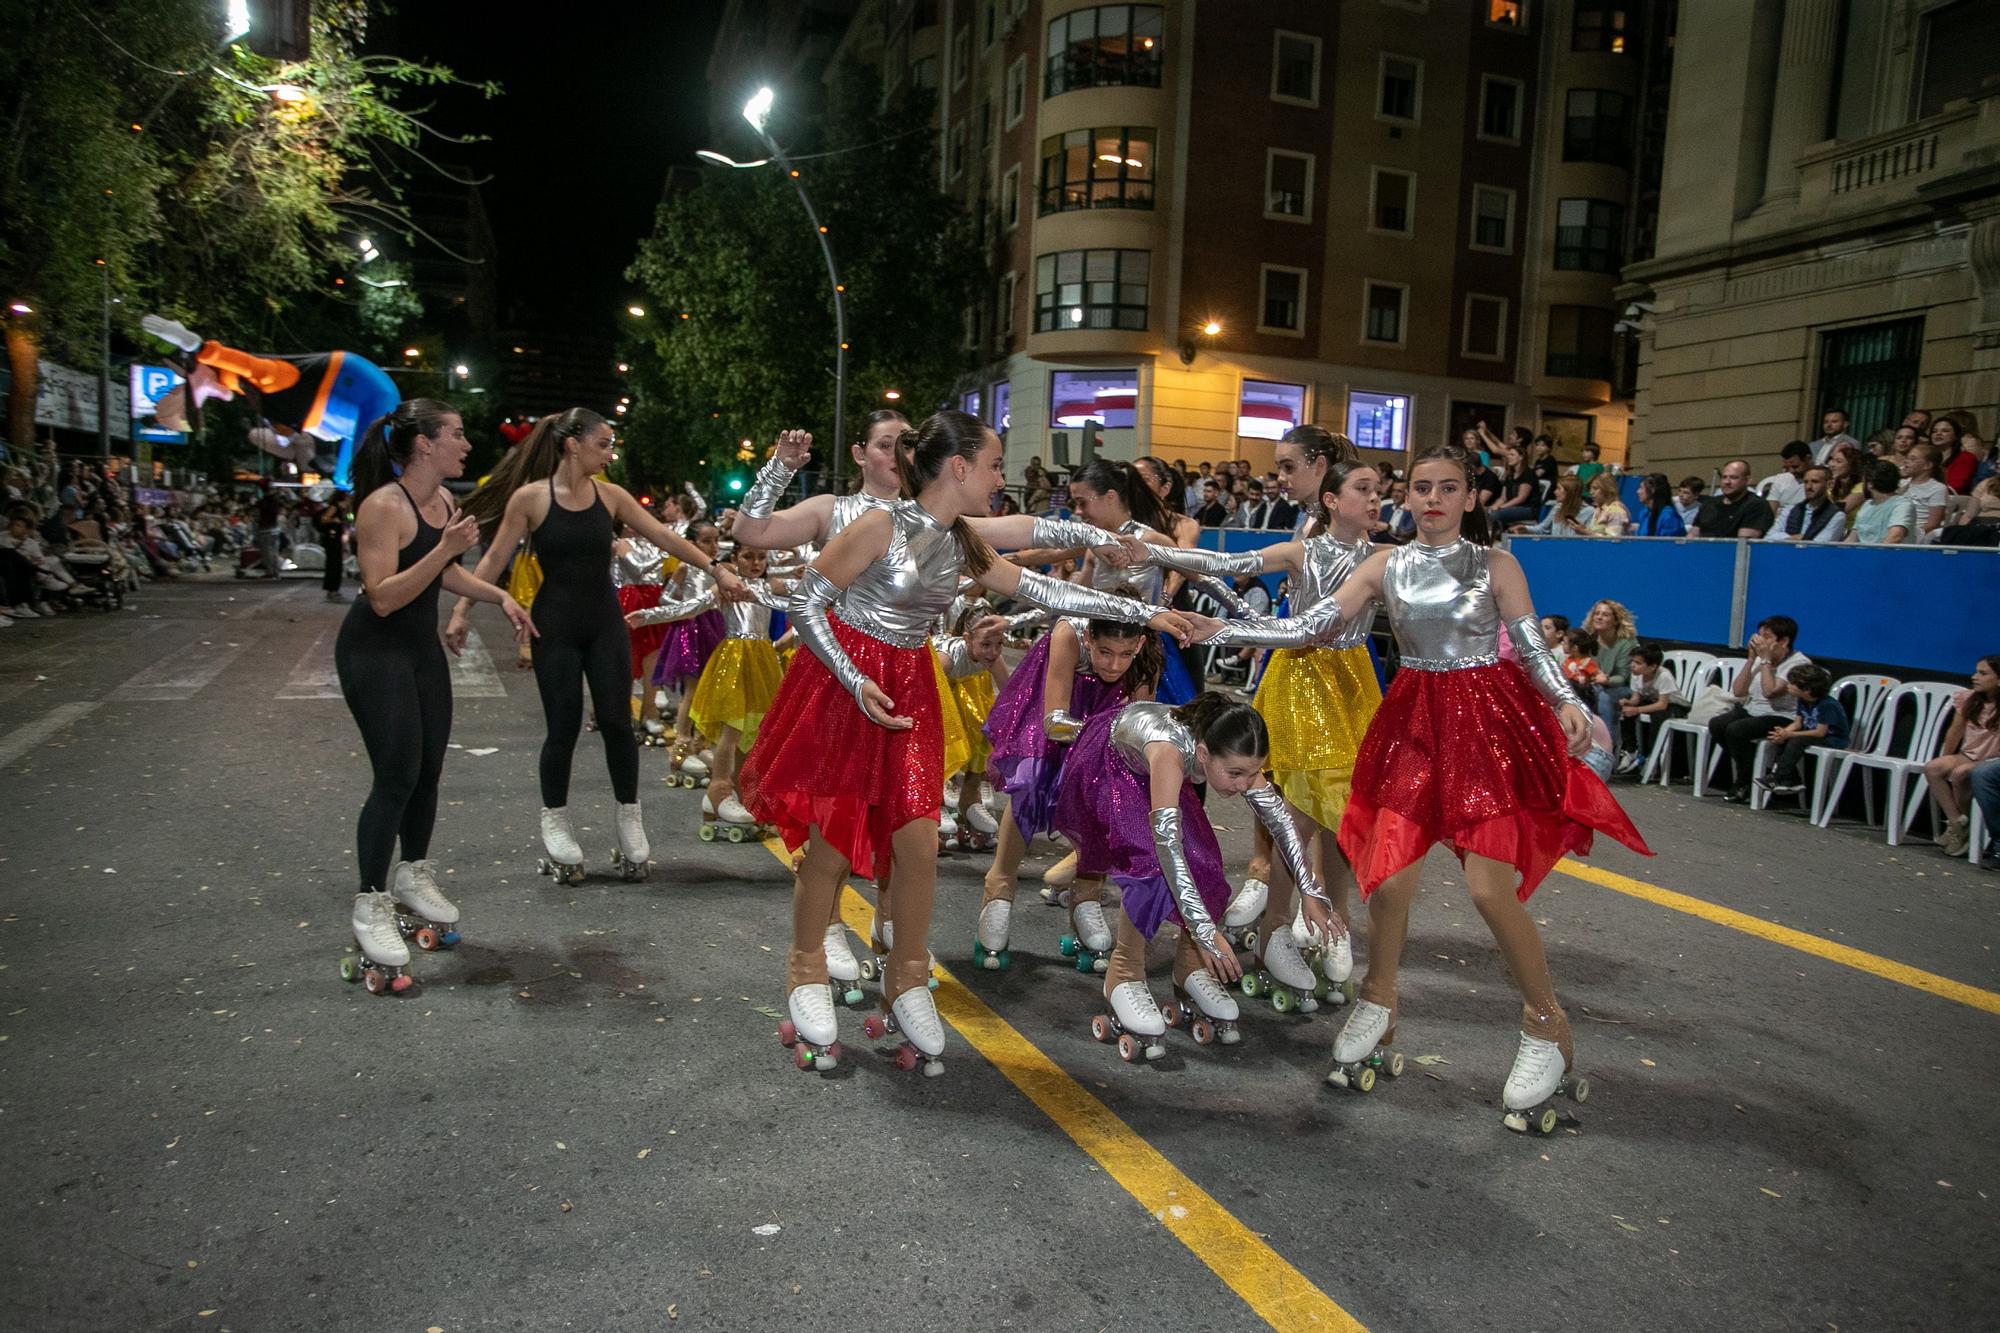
[604,483,745,599]
[1488,549,1590,755]
[975,560,1191,642]
[790,510,905,729]
[1146,749,1240,981]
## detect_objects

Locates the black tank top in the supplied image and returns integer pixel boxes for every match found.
[534,476,614,594]
[342,483,447,648]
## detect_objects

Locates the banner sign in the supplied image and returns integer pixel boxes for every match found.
[129,364,189,445]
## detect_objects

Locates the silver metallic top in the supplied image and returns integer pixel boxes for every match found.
[1382,538,1501,670]
[828,489,897,540]
[1089,520,1164,604]
[624,560,720,628]
[1110,701,1197,777]
[836,502,970,648]
[722,579,786,639]
[611,538,668,589]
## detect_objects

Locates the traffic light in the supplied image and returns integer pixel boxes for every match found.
[727,475,746,494]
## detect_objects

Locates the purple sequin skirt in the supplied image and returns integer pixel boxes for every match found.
[1053,708,1229,940]
[982,629,1129,840]
[654,609,725,688]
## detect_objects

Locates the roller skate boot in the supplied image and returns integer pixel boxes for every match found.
[640,718,669,748]
[1501,1031,1588,1135]
[1292,903,1355,1005]
[824,925,866,1005]
[390,859,460,950]
[1059,899,1113,973]
[936,808,959,854]
[870,918,939,990]
[863,986,946,1076]
[1239,925,1320,1014]
[537,807,585,884]
[698,792,766,843]
[667,740,709,788]
[777,984,842,1072]
[612,802,651,879]
[1091,981,1168,1062]
[1324,999,1404,1092]
[1038,848,1079,903]
[340,890,414,995]
[1223,877,1268,952]
[973,898,1012,970]
[1170,971,1242,1046]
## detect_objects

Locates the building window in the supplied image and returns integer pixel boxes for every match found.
[1554,198,1624,272]
[1259,265,1307,335]
[1271,31,1322,106]
[1545,305,1615,380]
[954,25,972,87]
[1266,150,1314,222]
[911,56,940,90]
[1039,128,1155,214]
[1239,381,1307,441]
[1363,281,1408,346]
[984,0,999,47]
[992,380,1013,432]
[1045,6,1164,98]
[1347,390,1410,453]
[1370,167,1414,235]
[1563,89,1631,165]
[1487,0,1527,28]
[1463,294,1508,360]
[1915,1,1997,119]
[1573,2,1632,53]
[998,271,1018,341]
[1001,163,1021,230]
[1005,56,1028,128]
[1378,54,1422,124]
[950,121,968,180]
[1819,318,1925,442]
[1470,184,1515,251]
[1034,249,1150,332]
[961,387,984,419]
[1051,369,1139,428]
[1477,75,1524,143]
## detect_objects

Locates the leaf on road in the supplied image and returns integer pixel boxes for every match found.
[637,1148,652,1159]
[560,1200,573,1213]
[1413,1054,1449,1066]
[1616,1222,1641,1233]
[1640,1058,1657,1067]
[466,747,498,756]
[1759,1187,1782,1198]
[751,1005,782,1019]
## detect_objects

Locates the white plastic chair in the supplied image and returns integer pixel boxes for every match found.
[1645,658,1744,794]
[1632,649,1714,767]
[1755,672,1898,812]
[1971,801,1989,866]
[1811,682,1962,845]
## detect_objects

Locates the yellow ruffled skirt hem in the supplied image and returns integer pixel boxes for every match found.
[953,670,998,780]
[690,639,784,747]
[1253,643,1382,829]
[932,644,972,780]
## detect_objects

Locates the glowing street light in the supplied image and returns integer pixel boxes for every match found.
[695,149,771,169]
[453,363,470,378]
[742,87,775,133]
[403,347,421,359]
[8,302,32,315]
[627,304,647,318]
[1202,320,1222,337]
[883,389,901,401]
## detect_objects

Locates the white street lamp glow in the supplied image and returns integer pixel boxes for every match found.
[743,87,775,133]
[225,0,251,40]
[453,364,470,377]
[627,305,647,318]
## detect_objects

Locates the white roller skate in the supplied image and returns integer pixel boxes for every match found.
[613,802,651,879]
[870,917,939,990]
[1059,898,1113,974]
[1240,925,1320,1014]
[640,717,668,748]
[390,859,461,951]
[537,807,585,884]
[1292,903,1355,1006]
[1501,1032,1588,1135]
[699,792,766,843]
[1223,877,1268,951]
[667,740,709,789]
[862,986,946,1076]
[1091,980,1168,1062]
[1170,970,1242,1046]
[973,898,1012,970]
[965,801,998,836]
[936,808,959,853]
[1325,999,1404,1092]
[340,891,413,995]
[824,924,866,1005]
[1038,846,1079,903]
[777,983,842,1072]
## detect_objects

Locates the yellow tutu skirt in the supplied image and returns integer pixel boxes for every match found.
[1252,643,1382,831]
[931,643,972,781]
[507,551,543,607]
[953,670,998,780]
[690,638,784,747]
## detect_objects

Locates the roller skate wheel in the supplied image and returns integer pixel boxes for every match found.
[1073,951,1094,975]
[1191,1018,1215,1046]
[1240,927,1259,954]
[362,968,388,995]
[893,1044,921,1072]
[823,1041,843,1068]
[1565,1076,1590,1104]
[1341,978,1357,1005]
[927,975,939,991]
[413,926,440,952]
[1090,1014,1115,1044]
[389,973,414,995]
[857,957,879,981]
[1384,1051,1406,1078]
[1271,986,1295,1014]
[793,1043,816,1070]
[921,1057,944,1078]
[996,949,1011,969]
[1355,1065,1377,1093]
[339,957,360,983]
[1239,973,1265,998]
[1116,1033,1140,1062]
[1158,1000,1179,1028]
[840,986,864,1006]
[726,826,747,843]
[440,929,461,947]
[862,1013,889,1040]
[777,1019,799,1046]
[698,824,716,842]
[1058,934,1078,958]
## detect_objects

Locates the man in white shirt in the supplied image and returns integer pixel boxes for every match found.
[1766,465,1847,543]
[1809,408,1860,466]
[1756,441,1812,510]
[1708,615,1810,802]
[1898,442,1951,540]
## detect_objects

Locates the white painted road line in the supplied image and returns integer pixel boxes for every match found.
[451,629,507,698]
[0,702,103,769]
[276,629,340,700]
[118,637,252,701]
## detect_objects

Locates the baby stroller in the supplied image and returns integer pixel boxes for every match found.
[60,545,125,610]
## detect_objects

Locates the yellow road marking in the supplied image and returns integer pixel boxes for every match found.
[761,840,1366,1332]
[1554,858,2000,1017]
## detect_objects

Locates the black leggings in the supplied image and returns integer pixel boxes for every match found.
[338,638,452,892]
[532,618,639,806]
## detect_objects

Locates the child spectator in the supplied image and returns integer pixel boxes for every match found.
[1673,477,1706,529]
[1924,656,2000,856]
[1539,614,1570,650]
[1898,442,1951,539]
[1515,474,1591,537]
[1562,628,1605,687]
[1753,665,1850,801]
[1614,643,1681,775]
[1850,462,1917,544]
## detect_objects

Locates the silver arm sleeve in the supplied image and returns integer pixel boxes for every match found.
[614,542,662,582]
[1043,708,1084,742]
[1243,785,1332,910]
[624,580,717,627]
[1183,571,1251,616]
[1199,598,1345,648]
[1004,606,1053,632]
[1144,544,1265,578]
[1151,808,1219,952]
[739,455,797,521]
[1506,613,1583,713]
[745,579,787,613]
[1012,568,1155,625]
[1029,516,1123,552]
[792,568,871,708]
[681,483,707,520]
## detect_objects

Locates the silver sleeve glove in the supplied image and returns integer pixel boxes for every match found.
[1004,606,1053,632]
[624,574,717,627]
[1043,708,1084,742]
[739,455,798,521]
[1144,544,1264,578]
[1151,807,1219,952]
[1029,516,1124,553]
[681,482,707,520]
[1183,571,1251,616]
[614,540,663,583]
[1012,568,1155,625]
[1243,785,1333,911]
[744,579,787,613]
[792,567,871,710]
[1198,598,1345,648]
[1506,613,1583,714]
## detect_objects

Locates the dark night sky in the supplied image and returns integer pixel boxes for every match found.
[374,2,727,330]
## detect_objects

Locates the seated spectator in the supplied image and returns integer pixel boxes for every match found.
[1941,476,2000,547]
[1584,598,1638,732]
[1614,643,1682,775]
[1562,627,1605,687]
[1631,473,1686,536]
[1692,460,1775,537]
[1809,407,1860,465]
[1572,442,1607,486]
[1515,474,1592,537]
[1539,613,1570,651]
[1826,443,1871,518]
[1583,473,1630,536]
[1673,476,1706,529]
[1767,465,1847,543]
[1710,615,1810,802]
[1969,430,1995,485]
[1193,480,1229,527]
[1849,461,1916,544]
[1971,758,2000,866]
[1491,444,1541,528]
[1527,434,1560,501]
[1933,412,1979,494]
[1923,656,2000,856]
[1229,479,1278,529]
[1751,665,1851,802]
[1865,429,1896,458]
[1757,441,1812,510]
[1889,424,1921,458]
[1898,442,1951,539]
[1904,408,1932,435]
[1472,452,1504,507]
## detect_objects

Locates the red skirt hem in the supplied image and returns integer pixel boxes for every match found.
[618,585,666,677]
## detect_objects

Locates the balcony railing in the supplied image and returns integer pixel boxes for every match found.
[1795,100,1986,210]
[1545,352,1613,381]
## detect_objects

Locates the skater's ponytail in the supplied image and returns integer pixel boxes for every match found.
[1173,690,1269,761]
[350,398,456,503]
[462,407,607,542]
[893,410,997,577]
[1279,424,1359,530]
[1410,440,1493,545]
[1088,585,1162,691]
[1074,459,1169,536]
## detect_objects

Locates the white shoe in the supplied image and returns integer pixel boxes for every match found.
[891,985,946,1056]
[1333,999,1392,1065]
[965,802,998,835]
[390,860,459,924]
[679,751,709,777]
[0,616,13,628]
[1070,899,1114,953]
[616,802,650,863]
[1503,1032,1567,1112]
[1291,902,1353,982]
[938,809,958,839]
[653,689,671,712]
[1108,980,1168,1038]
[824,925,861,983]
[944,773,964,807]
[1177,970,1241,1024]
[1042,848,1079,888]
[351,891,410,967]
[643,718,665,738]
[717,793,757,825]
[1257,925,1318,991]
[1225,877,1268,928]
[539,807,582,866]
[9,604,38,619]
[976,899,1011,956]
[787,983,839,1049]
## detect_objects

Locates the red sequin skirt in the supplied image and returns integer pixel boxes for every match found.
[618,584,666,678]
[737,615,944,881]
[1336,661,1650,900]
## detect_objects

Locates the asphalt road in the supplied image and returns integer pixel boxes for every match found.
[1,578,1996,1333]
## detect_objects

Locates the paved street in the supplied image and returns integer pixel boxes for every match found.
[2,580,1997,1332]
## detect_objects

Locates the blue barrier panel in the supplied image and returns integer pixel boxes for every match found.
[1198,527,1292,599]
[1744,542,1995,674]
[1508,536,1738,644]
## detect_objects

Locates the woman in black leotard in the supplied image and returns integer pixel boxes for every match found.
[451,408,746,880]
[338,399,534,994]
